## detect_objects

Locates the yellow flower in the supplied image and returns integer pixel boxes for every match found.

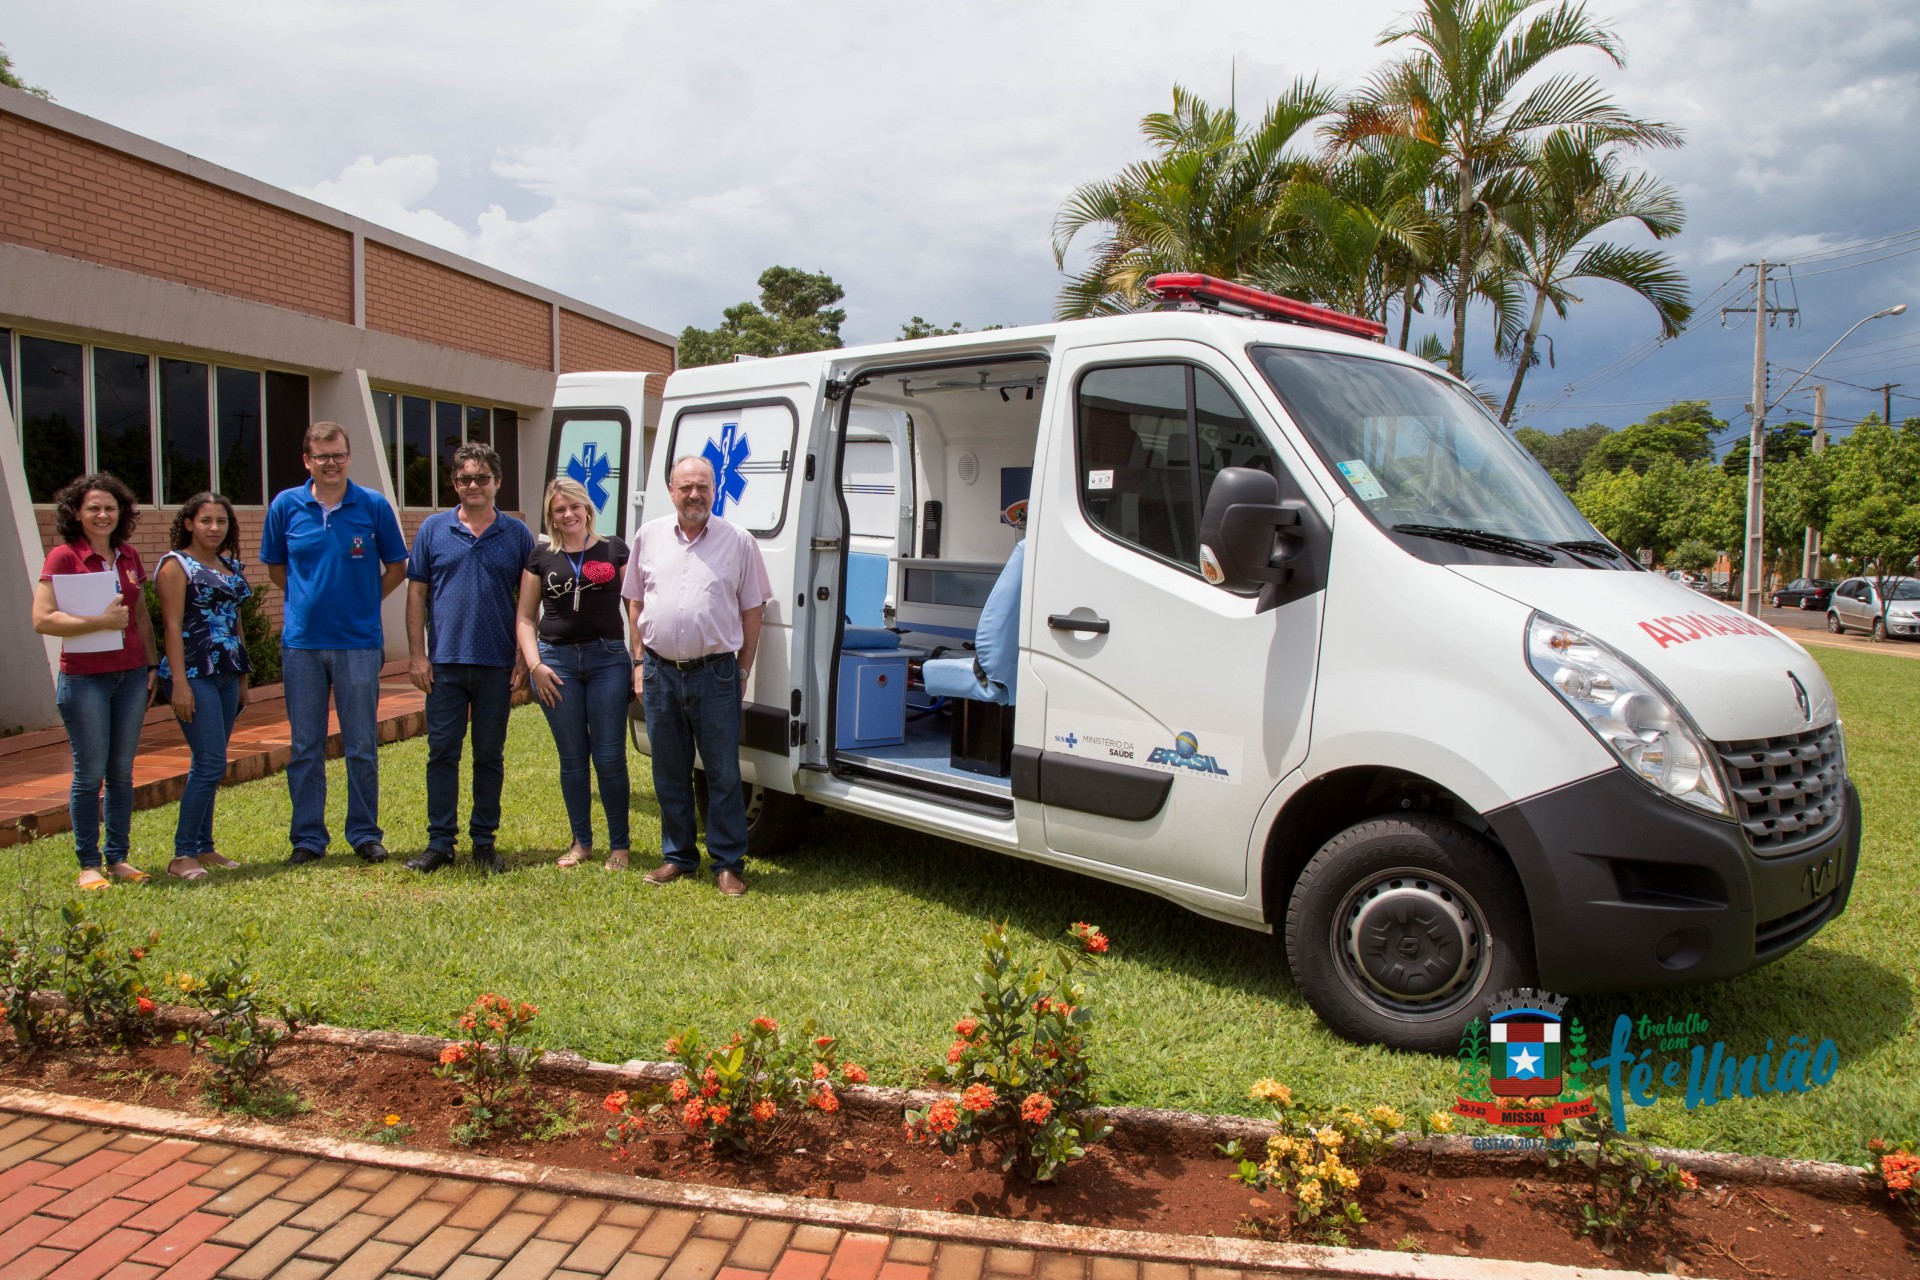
[1249,1078,1293,1107]
[1428,1110,1454,1133]
[1297,1181,1323,1209]
[384,1115,401,1126]
[1368,1105,1404,1130]
[1316,1126,1344,1149]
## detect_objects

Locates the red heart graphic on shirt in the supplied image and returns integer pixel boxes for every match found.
[582,559,616,585]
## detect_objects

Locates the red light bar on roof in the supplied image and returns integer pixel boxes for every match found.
[1145,273,1388,341]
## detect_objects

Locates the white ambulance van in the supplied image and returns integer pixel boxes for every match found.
[618,274,1860,1053]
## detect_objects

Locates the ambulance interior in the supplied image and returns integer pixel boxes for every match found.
[831,357,1047,804]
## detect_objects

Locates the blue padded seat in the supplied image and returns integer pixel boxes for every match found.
[844,551,890,629]
[922,540,1025,705]
[842,626,901,651]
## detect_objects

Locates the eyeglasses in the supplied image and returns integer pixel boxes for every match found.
[306,453,350,465]
[452,473,496,487]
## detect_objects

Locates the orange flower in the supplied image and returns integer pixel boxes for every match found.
[671,1078,691,1102]
[814,1034,835,1049]
[603,1091,630,1114]
[840,1062,869,1084]
[753,1016,779,1033]
[130,947,147,961]
[135,996,156,1016]
[946,1043,965,1064]
[924,1098,959,1134]
[457,1013,478,1031]
[707,1104,731,1126]
[954,1018,979,1038]
[517,1003,538,1021]
[811,1088,839,1114]
[812,1062,829,1080]
[961,1083,998,1113]
[664,1036,682,1055]
[438,1044,467,1065]
[1019,1092,1053,1125]
[1071,922,1110,953]
[753,1099,777,1123]
[703,1067,719,1087]
[682,1099,707,1130]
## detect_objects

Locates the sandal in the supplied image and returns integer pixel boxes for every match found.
[604,850,630,872]
[199,852,242,870]
[556,847,587,870]
[108,864,151,884]
[76,869,111,891]
[168,857,209,882]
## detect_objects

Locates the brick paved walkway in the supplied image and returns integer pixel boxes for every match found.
[0,1116,1295,1280]
[0,665,425,850]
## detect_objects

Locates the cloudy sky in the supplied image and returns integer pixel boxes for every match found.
[10,1,1920,442]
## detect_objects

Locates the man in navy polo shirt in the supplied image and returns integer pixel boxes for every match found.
[402,442,533,874]
[260,421,410,866]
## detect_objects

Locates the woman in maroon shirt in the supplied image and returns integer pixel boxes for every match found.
[30,473,160,889]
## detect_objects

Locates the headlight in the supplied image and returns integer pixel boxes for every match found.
[1527,613,1731,817]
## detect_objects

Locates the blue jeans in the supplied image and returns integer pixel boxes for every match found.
[424,663,513,851]
[536,639,632,851]
[641,650,746,873]
[54,668,150,869]
[282,645,384,852]
[173,673,243,858]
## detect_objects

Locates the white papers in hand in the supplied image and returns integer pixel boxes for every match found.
[51,571,124,654]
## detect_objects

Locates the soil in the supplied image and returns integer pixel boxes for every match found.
[2,1036,1915,1279]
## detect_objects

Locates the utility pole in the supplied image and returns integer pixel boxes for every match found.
[1875,382,1901,424]
[1802,384,1825,581]
[1725,260,1797,616]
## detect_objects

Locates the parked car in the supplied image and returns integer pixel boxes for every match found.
[1665,569,1705,589]
[1827,576,1920,640]
[1772,578,1838,610]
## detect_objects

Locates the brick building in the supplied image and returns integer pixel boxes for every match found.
[0,86,674,730]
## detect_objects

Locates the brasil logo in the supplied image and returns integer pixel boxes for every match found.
[1452,988,1596,1127]
[1146,731,1229,777]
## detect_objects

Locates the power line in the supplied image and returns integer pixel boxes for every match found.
[1774,223,1920,266]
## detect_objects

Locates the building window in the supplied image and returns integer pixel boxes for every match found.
[264,370,310,498]
[435,401,464,506]
[494,408,520,510]
[92,349,155,503]
[1,329,13,421]
[372,387,517,508]
[216,367,265,506]
[20,336,86,502]
[400,395,432,507]
[160,358,212,503]
[371,390,398,493]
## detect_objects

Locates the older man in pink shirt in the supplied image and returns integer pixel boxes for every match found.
[622,455,773,895]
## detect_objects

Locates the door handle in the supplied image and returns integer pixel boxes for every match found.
[1048,613,1110,635]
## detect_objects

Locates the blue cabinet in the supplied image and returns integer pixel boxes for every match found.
[836,652,908,749]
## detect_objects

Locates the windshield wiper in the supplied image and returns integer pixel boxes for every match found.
[1553,540,1623,560]
[1391,524,1557,564]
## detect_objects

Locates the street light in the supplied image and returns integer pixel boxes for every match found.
[1741,302,1908,616]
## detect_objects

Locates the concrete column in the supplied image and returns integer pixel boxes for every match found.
[0,395,62,728]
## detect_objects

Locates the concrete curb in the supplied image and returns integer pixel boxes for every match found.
[0,1085,1657,1280]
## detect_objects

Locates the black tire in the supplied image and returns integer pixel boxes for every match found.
[693,770,810,860]
[1285,817,1535,1054]
[1771,595,1784,609]
[1828,611,1845,634]
[1872,617,1887,643]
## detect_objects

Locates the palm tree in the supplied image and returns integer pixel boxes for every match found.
[1493,129,1690,423]
[1266,141,1441,325]
[1336,0,1680,377]
[1052,82,1334,317]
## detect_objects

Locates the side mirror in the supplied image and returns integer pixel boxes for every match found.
[1198,466,1298,592]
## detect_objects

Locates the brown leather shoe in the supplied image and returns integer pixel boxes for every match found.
[715,869,747,897]
[644,863,689,886]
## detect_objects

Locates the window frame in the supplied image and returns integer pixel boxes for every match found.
[663,397,801,539]
[1070,357,1273,583]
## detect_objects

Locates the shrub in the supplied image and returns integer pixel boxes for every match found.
[170,955,324,1110]
[436,994,545,1144]
[1864,1138,1920,1224]
[2,900,159,1050]
[1547,1115,1698,1253]
[607,1017,866,1157]
[1224,1080,1419,1239]
[903,921,1112,1181]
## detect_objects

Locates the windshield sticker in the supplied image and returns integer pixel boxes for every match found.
[1336,459,1388,500]
[1639,611,1775,649]
[1087,469,1114,491]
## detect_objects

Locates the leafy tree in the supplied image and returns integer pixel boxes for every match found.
[0,42,48,99]
[1669,538,1715,573]
[678,266,846,368]
[1720,423,1813,476]
[1656,459,1740,575]
[899,318,1005,340]
[1338,0,1679,377]
[1579,401,1717,476]
[1263,142,1441,324]
[1051,81,1335,317]
[1492,129,1689,422]
[1572,463,1659,556]
[1513,422,1609,489]
[1822,417,1920,601]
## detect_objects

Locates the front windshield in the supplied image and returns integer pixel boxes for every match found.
[1892,581,1920,601]
[1251,346,1600,545]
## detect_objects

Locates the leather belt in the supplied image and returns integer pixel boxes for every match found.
[646,648,730,672]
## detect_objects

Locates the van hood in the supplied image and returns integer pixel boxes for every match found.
[1449,567,1837,742]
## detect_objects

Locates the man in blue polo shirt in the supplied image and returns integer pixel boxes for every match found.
[260,421,410,866]
[402,442,533,874]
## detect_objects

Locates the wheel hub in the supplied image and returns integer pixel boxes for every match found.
[1340,875,1481,1007]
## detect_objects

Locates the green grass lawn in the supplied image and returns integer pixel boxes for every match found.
[5,646,1917,1162]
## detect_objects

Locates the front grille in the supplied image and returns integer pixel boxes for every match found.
[1756,891,1838,959]
[1713,723,1845,855]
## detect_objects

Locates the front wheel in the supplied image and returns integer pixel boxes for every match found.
[693,770,811,860]
[1285,817,1535,1054]
[1828,611,1845,634]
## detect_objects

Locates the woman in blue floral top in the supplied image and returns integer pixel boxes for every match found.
[156,492,252,881]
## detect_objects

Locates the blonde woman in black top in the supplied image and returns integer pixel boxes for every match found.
[515,479,632,869]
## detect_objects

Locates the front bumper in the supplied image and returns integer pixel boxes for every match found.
[1485,768,1860,995]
